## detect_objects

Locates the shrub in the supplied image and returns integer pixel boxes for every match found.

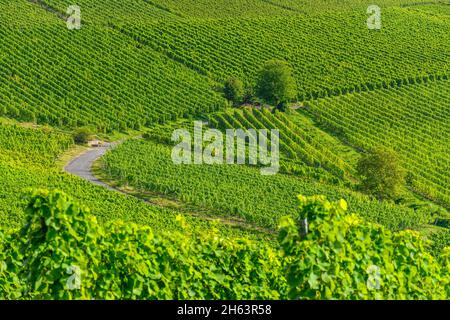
[256,60,297,105]
[73,127,93,145]
[357,147,405,200]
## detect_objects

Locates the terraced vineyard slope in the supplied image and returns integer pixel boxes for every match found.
[101,138,431,231]
[0,0,224,131]
[0,122,264,241]
[306,79,450,207]
[122,7,449,99]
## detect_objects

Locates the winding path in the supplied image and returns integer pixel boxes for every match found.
[64,143,115,190]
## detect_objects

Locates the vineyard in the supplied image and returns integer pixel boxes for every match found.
[101,138,431,231]
[0,122,268,242]
[404,2,450,15]
[41,0,179,24]
[0,1,447,132]
[0,0,449,300]
[1,1,448,131]
[306,79,450,207]
[41,0,448,20]
[129,0,298,18]
[141,109,358,185]
[120,7,450,99]
[0,123,72,167]
[0,0,224,132]
[207,108,359,183]
[265,0,449,13]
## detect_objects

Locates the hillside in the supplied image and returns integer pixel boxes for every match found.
[1,1,449,130]
[0,0,448,301]
[307,79,450,206]
[0,0,224,131]
[0,122,269,242]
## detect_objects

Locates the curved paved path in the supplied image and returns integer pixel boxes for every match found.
[64,143,115,190]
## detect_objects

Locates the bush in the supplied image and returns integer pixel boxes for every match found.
[73,127,93,145]
[223,77,244,105]
[0,190,448,300]
[256,60,297,105]
[357,147,405,200]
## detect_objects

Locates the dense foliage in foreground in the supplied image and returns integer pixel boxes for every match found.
[0,190,447,299]
[0,190,286,299]
[280,195,449,299]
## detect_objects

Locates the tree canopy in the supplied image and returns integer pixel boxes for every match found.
[256,59,297,105]
[357,147,405,200]
[224,77,244,105]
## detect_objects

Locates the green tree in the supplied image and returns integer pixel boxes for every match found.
[357,147,405,200]
[223,77,244,105]
[73,127,93,145]
[256,60,297,105]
